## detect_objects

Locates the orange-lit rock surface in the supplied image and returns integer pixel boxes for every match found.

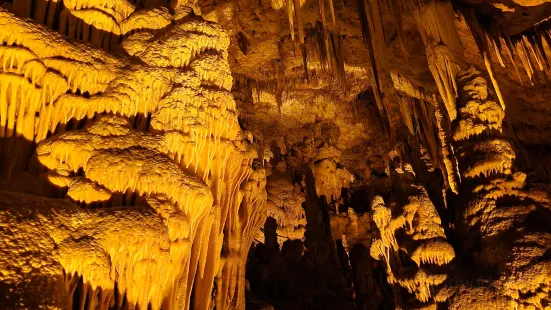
[2,0,551,309]
[0,3,265,309]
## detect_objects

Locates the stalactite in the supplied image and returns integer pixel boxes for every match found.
[5,0,176,51]
[432,94,460,194]
[463,7,551,87]
[357,0,397,136]
[398,95,414,134]
[318,0,332,73]
[500,35,525,85]
[413,0,465,121]
[389,0,409,63]
[292,0,308,79]
[413,97,442,175]
[461,7,506,110]
[328,0,336,26]
[391,72,459,193]
[287,0,295,42]
[311,22,345,83]
[0,6,265,310]
[358,0,384,118]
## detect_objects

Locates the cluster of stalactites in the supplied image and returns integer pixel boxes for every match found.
[391,73,461,194]
[0,188,192,310]
[0,7,233,150]
[311,158,353,206]
[412,0,465,121]
[209,166,267,310]
[4,0,199,51]
[286,0,341,80]
[369,164,454,305]
[461,6,551,89]
[0,4,266,310]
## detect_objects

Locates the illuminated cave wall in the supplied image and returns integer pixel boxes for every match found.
[0,2,265,309]
[1,0,551,309]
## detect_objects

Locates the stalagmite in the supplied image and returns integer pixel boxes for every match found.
[446,65,551,309]
[369,159,454,307]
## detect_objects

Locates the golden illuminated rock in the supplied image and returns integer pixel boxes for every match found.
[263,162,306,243]
[370,160,454,307]
[311,158,353,205]
[2,0,551,309]
[449,65,551,310]
[0,3,265,310]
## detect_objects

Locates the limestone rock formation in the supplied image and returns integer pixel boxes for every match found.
[447,66,551,309]
[370,162,455,308]
[0,3,265,309]
[2,0,551,309]
[264,162,306,244]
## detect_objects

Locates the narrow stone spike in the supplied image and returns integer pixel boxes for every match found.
[328,0,336,26]
[530,32,549,70]
[287,0,295,41]
[502,35,524,85]
[293,0,304,46]
[516,38,535,83]
[390,0,409,62]
[523,35,544,71]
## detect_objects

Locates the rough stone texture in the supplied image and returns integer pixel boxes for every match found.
[1,0,551,309]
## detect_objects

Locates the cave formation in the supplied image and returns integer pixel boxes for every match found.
[1,0,551,309]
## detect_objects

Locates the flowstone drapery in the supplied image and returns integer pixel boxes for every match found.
[0,4,266,310]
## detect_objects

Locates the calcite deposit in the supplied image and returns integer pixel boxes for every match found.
[1,0,551,309]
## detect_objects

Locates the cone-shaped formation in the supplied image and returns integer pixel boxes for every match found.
[453,66,514,179]
[413,0,465,121]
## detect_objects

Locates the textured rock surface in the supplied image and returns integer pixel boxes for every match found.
[0,3,265,309]
[1,0,551,309]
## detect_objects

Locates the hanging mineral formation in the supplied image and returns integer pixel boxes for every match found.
[0,4,266,310]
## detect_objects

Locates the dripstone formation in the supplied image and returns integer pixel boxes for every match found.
[1,0,551,309]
